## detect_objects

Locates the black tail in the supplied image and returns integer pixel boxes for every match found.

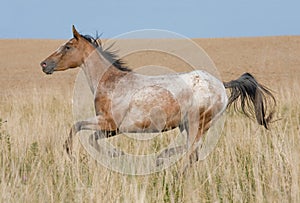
[223,73,276,129]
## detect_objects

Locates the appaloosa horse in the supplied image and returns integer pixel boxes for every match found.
[41,26,276,164]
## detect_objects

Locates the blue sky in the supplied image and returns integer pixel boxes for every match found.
[1,0,299,39]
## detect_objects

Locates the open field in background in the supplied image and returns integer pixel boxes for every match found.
[0,36,299,202]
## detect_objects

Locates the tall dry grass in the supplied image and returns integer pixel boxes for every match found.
[0,82,299,202]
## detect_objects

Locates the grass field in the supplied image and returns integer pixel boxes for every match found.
[0,37,299,202]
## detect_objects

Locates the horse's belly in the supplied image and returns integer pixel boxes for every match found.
[119,85,183,132]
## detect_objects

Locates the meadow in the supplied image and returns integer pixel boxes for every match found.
[0,37,299,202]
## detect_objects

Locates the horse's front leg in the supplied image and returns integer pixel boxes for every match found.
[64,117,101,155]
[87,131,124,157]
[63,116,113,156]
[88,130,104,152]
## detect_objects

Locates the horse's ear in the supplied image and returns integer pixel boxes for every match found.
[72,25,80,40]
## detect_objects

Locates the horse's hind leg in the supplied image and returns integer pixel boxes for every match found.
[189,145,200,164]
[188,107,213,164]
[179,114,190,148]
[156,116,190,166]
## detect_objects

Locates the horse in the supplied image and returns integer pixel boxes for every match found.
[40,26,276,165]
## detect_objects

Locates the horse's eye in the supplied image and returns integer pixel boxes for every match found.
[65,45,71,50]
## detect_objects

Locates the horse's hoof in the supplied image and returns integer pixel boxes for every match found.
[63,143,69,153]
[63,142,74,159]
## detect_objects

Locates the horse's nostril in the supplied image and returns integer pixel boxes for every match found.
[41,62,47,68]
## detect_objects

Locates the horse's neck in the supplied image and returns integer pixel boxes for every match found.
[81,51,112,94]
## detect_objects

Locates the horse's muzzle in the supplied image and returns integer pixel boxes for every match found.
[40,60,55,74]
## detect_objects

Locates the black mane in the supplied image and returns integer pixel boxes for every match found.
[81,34,131,72]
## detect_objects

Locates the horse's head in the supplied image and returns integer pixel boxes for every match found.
[41,26,93,74]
